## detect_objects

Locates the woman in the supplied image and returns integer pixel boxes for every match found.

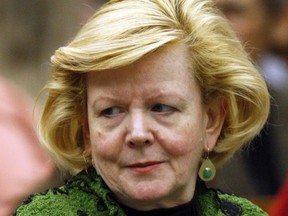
[15,0,269,215]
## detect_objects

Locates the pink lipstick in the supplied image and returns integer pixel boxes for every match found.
[128,161,162,174]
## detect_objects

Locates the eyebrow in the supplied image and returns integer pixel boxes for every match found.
[89,89,189,107]
[146,90,187,101]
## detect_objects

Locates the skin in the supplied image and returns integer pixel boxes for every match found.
[0,78,61,215]
[215,0,273,61]
[85,43,225,210]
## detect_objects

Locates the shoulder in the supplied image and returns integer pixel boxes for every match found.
[194,181,268,216]
[14,168,126,216]
[13,187,81,215]
[13,169,100,215]
[13,177,100,215]
[216,190,268,216]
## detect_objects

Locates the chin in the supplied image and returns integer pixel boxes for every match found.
[122,181,173,207]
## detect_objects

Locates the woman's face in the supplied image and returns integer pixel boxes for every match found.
[86,43,223,210]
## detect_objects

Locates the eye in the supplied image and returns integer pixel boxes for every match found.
[100,107,123,117]
[151,104,175,113]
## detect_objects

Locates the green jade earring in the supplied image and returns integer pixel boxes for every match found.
[198,148,216,182]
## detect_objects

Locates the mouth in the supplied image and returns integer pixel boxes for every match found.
[127,161,163,174]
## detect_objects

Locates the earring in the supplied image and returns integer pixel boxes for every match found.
[198,148,216,182]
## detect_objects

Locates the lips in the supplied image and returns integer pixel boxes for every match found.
[127,161,163,174]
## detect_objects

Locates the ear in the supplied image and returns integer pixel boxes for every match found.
[204,97,227,151]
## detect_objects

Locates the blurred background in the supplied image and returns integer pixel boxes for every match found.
[0,0,288,214]
[0,1,106,215]
[0,0,106,96]
[212,0,288,214]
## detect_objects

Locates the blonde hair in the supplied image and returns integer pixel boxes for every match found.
[40,0,270,174]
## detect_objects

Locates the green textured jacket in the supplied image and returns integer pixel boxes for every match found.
[14,167,267,216]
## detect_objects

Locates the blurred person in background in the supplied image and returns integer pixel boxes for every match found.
[269,0,288,208]
[0,76,61,216]
[214,0,288,197]
[271,0,288,64]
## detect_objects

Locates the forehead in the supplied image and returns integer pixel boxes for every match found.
[87,42,193,86]
[86,42,204,110]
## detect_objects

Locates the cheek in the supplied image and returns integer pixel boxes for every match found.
[158,123,204,157]
[89,130,121,162]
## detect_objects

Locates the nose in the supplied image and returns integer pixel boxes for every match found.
[125,111,154,147]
